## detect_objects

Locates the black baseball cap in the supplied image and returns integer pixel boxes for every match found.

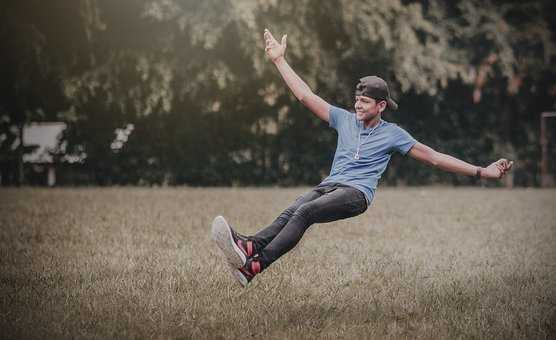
[355,76,398,110]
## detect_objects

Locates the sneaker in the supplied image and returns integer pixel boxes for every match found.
[211,216,256,268]
[229,256,262,287]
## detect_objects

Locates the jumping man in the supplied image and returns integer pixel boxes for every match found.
[211,29,514,287]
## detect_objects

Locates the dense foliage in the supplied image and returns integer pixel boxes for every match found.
[1,0,555,186]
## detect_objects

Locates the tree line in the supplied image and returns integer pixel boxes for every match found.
[1,0,555,186]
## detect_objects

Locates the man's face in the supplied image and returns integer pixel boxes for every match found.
[354,95,386,121]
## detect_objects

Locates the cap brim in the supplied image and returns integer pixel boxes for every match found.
[387,98,398,111]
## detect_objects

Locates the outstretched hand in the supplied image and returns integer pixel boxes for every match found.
[483,159,514,179]
[264,28,287,62]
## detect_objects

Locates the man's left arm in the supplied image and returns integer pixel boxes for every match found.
[407,142,514,179]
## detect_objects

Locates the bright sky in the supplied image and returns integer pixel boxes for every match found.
[23,123,66,163]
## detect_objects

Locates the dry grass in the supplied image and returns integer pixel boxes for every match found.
[1,187,555,339]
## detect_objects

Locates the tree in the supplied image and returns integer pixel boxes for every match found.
[4,0,553,186]
[0,0,92,185]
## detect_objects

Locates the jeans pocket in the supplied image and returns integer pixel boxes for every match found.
[355,199,368,215]
[359,192,368,213]
[345,197,367,216]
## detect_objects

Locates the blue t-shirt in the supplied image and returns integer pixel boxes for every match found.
[320,105,417,204]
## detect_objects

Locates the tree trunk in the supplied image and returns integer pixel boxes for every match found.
[502,95,515,188]
[17,123,24,186]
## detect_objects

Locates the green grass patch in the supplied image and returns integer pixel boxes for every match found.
[1,187,555,339]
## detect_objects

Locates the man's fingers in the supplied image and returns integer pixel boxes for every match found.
[265,30,277,44]
[499,159,514,171]
[498,160,514,178]
[264,28,286,48]
[497,159,514,171]
[264,30,273,45]
[485,158,513,179]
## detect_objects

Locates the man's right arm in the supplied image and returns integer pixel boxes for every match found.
[264,29,330,122]
[272,57,330,122]
[408,142,514,179]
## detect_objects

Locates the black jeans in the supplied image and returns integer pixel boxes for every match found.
[252,183,368,269]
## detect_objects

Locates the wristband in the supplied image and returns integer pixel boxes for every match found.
[475,167,482,179]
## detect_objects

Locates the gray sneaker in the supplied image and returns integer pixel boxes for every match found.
[211,216,252,268]
[229,255,262,287]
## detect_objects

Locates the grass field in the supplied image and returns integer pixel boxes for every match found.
[1,187,555,339]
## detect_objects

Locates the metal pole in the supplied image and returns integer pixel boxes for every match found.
[540,112,556,187]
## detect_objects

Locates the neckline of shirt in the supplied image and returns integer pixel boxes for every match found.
[358,118,385,132]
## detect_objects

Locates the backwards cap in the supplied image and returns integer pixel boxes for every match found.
[355,76,398,110]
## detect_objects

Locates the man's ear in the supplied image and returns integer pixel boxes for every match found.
[379,100,387,113]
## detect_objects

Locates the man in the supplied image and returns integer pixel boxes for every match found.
[212,29,513,287]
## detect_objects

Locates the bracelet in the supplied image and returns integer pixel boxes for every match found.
[475,167,482,179]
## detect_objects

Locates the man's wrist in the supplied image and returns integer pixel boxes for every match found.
[475,167,483,179]
[273,56,286,65]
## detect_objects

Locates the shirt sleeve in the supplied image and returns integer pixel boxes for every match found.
[391,125,417,155]
[328,105,349,130]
